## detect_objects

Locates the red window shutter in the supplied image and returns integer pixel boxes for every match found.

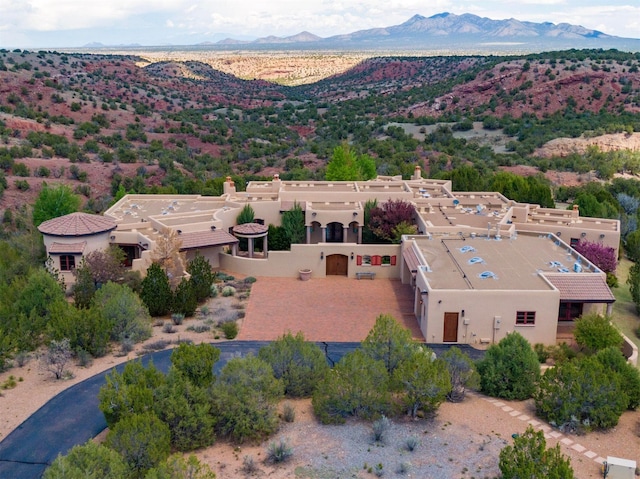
[372,255,381,266]
[356,255,362,266]
[390,255,397,266]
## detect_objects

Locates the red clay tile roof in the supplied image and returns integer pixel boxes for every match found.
[38,212,117,237]
[544,273,615,303]
[403,246,421,274]
[233,223,269,236]
[179,230,239,250]
[48,242,87,254]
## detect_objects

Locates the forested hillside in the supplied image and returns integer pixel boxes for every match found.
[0,48,639,240]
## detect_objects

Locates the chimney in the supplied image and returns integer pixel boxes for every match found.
[413,165,422,180]
[572,204,579,218]
[273,173,282,190]
[223,176,236,195]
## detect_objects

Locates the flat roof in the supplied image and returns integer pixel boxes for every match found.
[415,232,601,291]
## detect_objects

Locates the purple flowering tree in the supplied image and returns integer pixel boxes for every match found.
[574,239,617,274]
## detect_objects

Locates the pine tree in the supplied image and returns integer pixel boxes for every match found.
[140,262,173,317]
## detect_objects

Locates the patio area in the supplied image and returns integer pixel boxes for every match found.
[237,276,423,342]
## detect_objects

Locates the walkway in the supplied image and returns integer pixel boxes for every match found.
[238,277,423,341]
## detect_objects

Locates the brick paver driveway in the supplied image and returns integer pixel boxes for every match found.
[238,277,423,341]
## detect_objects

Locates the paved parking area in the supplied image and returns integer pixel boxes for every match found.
[238,277,424,342]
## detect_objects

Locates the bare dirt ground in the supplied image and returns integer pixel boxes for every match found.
[0,279,638,478]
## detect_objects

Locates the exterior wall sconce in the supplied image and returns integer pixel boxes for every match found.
[350,252,354,260]
[353,212,358,217]
[581,232,587,237]
[110,235,115,240]
[600,234,605,239]
[461,309,465,317]
[312,212,317,217]
[556,232,561,237]
[320,252,324,260]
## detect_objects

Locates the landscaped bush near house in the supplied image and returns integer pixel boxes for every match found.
[573,313,624,353]
[209,355,283,443]
[392,348,451,418]
[140,263,173,317]
[43,441,129,479]
[594,347,640,409]
[221,321,238,339]
[534,355,629,432]
[145,454,216,479]
[105,412,171,477]
[361,314,417,374]
[312,349,391,424]
[477,332,540,400]
[258,331,329,397]
[221,286,236,297]
[441,346,479,402]
[499,426,574,479]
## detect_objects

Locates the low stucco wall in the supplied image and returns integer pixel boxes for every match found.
[622,333,638,366]
[219,243,401,279]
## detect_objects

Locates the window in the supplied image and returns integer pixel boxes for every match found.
[59,255,76,271]
[570,238,580,248]
[516,311,535,325]
[382,255,391,265]
[362,255,371,265]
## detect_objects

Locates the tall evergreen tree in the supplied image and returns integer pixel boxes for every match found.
[140,262,173,317]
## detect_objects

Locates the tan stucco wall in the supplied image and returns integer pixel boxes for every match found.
[42,231,112,290]
[415,279,561,346]
[219,243,401,279]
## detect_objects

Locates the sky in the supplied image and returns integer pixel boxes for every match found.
[1,0,639,48]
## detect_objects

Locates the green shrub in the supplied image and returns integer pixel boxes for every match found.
[210,356,283,443]
[105,413,171,476]
[371,415,390,443]
[405,436,419,452]
[43,442,129,479]
[312,349,391,424]
[258,331,329,397]
[170,342,220,388]
[574,313,624,353]
[171,313,184,325]
[441,346,479,403]
[221,286,236,297]
[594,347,640,409]
[221,321,238,339]
[477,332,540,400]
[266,439,293,463]
[282,402,296,422]
[244,276,257,284]
[163,323,176,334]
[534,343,550,363]
[534,356,628,432]
[499,426,573,479]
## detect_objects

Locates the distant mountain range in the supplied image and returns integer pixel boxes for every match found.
[85,12,640,52]
[210,12,640,52]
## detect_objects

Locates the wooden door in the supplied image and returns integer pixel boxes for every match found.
[326,254,348,276]
[443,312,459,342]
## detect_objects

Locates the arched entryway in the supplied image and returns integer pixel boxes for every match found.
[326,254,348,276]
[326,222,344,242]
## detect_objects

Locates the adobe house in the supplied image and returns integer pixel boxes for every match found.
[38,212,117,287]
[40,171,620,346]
